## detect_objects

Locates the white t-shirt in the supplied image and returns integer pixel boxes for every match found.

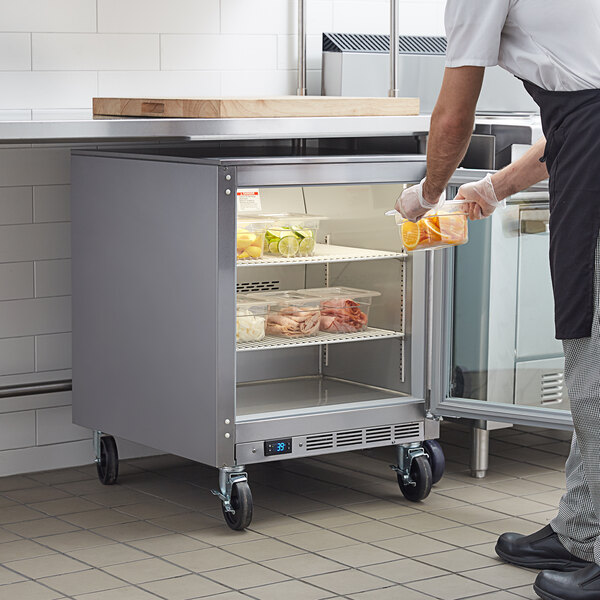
[445,0,600,91]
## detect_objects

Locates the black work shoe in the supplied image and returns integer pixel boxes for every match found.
[495,525,592,571]
[534,564,600,600]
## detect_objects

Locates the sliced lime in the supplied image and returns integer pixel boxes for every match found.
[266,229,283,239]
[268,241,280,254]
[278,235,300,258]
[298,237,315,256]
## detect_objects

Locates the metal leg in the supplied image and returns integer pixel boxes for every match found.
[212,466,248,514]
[471,427,490,479]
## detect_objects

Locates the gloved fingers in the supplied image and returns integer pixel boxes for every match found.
[468,202,483,221]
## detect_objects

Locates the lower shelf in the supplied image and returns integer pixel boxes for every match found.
[236,327,403,352]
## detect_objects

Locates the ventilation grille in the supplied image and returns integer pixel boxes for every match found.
[541,371,565,404]
[305,422,422,452]
[323,33,447,55]
[236,280,280,293]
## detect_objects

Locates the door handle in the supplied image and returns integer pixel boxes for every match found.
[520,208,550,235]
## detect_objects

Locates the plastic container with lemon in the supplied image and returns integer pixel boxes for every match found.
[394,201,469,252]
[261,214,326,258]
[237,217,269,260]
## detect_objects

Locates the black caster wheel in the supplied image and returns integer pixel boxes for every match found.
[424,440,445,485]
[222,481,253,531]
[96,435,119,485]
[398,455,432,502]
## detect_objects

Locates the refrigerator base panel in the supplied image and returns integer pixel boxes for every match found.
[236,420,424,464]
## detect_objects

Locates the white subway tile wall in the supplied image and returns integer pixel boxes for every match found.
[0,0,446,475]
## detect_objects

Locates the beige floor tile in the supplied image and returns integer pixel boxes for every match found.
[0,505,44,525]
[431,506,508,526]
[467,593,524,600]
[140,573,229,599]
[167,547,248,572]
[30,498,101,517]
[382,513,458,533]
[479,497,555,517]
[36,530,114,552]
[468,542,499,559]
[294,508,372,529]
[149,513,222,533]
[57,480,114,496]
[0,564,27,584]
[128,533,210,556]
[523,489,563,506]
[374,534,455,557]
[204,563,289,589]
[81,489,152,508]
[438,486,512,504]
[474,518,542,536]
[73,587,160,599]
[0,580,64,600]
[115,501,189,520]
[304,488,377,506]
[61,509,138,529]
[5,517,80,538]
[226,538,304,562]
[463,564,537,588]
[6,553,89,578]
[67,543,153,567]
[0,475,39,492]
[0,539,56,562]
[407,573,496,599]
[415,493,466,511]
[482,479,557,497]
[0,526,23,544]
[509,584,539,599]
[349,585,433,599]
[332,520,411,543]
[263,553,345,578]
[39,569,126,596]
[249,518,322,538]
[362,557,447,584]
[278,529,356,552]
[186,526,265,546]
[304,569,390,595]
[245,579,332,600]
[344,500,419,520]
[5,487,72,504]
[425,525,497,547]
[103,557,190,584]
[523,472,567,488]
[29,469,93,486]
[92,521,172,542]
[416,548,499,572]
[191,593,251,600]
[317,543,399,567]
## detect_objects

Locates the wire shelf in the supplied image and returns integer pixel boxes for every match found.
[236,327,403,352]
[237,244,406,267]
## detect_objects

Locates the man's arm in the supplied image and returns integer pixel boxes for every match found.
[422,66,485,203]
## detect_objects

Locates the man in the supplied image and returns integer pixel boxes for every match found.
[395,2,600,599]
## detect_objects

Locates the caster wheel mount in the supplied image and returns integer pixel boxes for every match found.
[212,467,253,531]
[95,435,119,486]
[392,444,433,502]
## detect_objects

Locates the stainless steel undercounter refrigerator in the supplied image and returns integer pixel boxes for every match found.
[70,144,569,529]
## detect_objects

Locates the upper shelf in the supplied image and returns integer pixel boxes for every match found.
[237,243,406,267]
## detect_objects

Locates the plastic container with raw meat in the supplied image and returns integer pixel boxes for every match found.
[237,217,269,260]
[393,200,469,252]
[261,213,327,258]
[252,291,322,338]
[236,294,269,342]
[304,287,381,333]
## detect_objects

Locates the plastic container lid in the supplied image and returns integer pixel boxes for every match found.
[392,200,468,225]
[236,293,270,312]
[238,216,271,229]
[303,287,381,304]
[252,290,323,307]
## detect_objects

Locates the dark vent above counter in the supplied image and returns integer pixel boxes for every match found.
[323,33,447,55]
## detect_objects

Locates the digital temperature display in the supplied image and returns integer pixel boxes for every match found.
[264,438,292,456]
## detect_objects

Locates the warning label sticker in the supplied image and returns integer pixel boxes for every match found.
[237,188,262,213]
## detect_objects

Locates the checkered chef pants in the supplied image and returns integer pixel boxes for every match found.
[551,235,600,564]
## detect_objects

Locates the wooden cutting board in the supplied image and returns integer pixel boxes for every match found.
[93,96,420,119]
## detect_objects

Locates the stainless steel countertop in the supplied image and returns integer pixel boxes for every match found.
[0,115,432,144]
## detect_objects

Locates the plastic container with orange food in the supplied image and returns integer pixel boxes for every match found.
[393,201,469,252]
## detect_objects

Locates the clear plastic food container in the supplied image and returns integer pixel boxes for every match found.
[237,217,269,260]
[261,213,326,258]
[394,201,469,252]
[253,291,322,338]
[236,294,269,342]
[304,287,381,333]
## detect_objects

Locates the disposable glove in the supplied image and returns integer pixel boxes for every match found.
[394,178,446,222]
[455,173,505,220]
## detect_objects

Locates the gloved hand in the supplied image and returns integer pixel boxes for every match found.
[394,178,446,222]
[455,173,505,220]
